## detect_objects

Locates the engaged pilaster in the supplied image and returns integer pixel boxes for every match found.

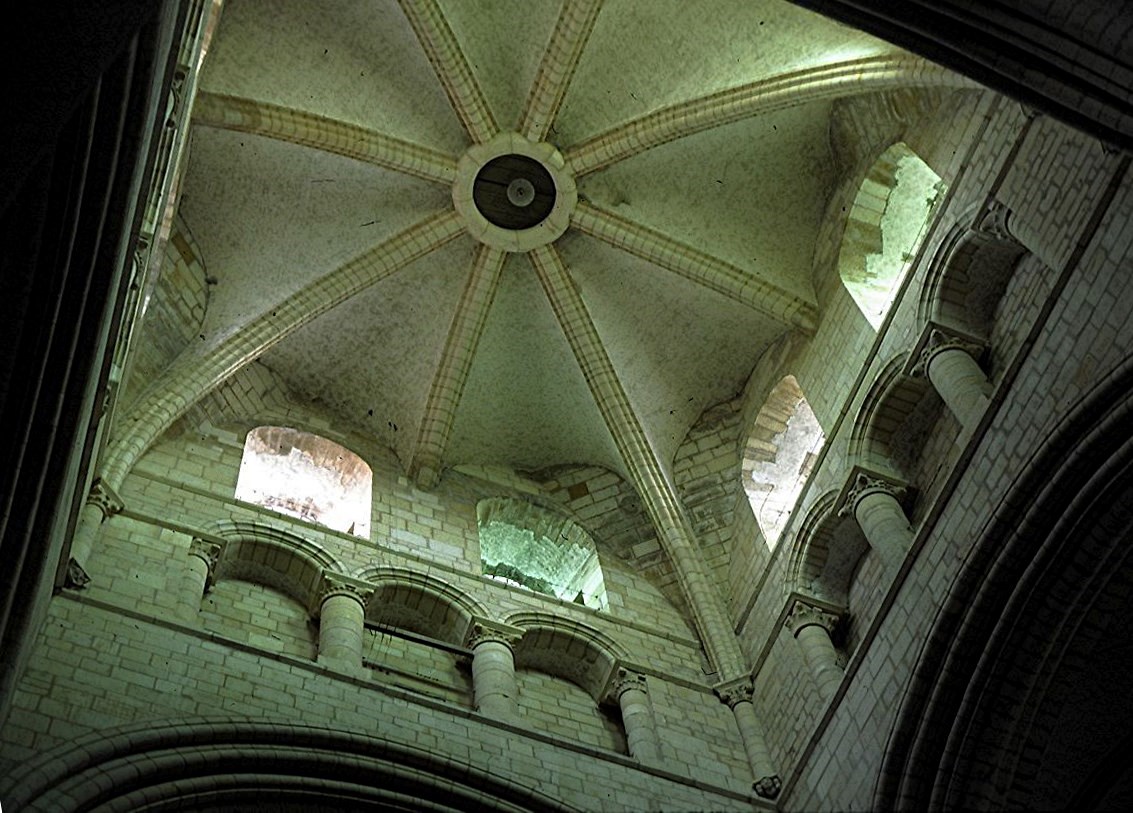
[314,574,373,671]
[466,619,524,720]
[605,667,661,765]
[715,677,780,799]
[837,469,914,571]
[66,479,125,586]
[785,598,843,702]
[177,538,222,623]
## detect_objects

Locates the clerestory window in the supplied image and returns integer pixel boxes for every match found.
[477,498,607,611]
[235,426,372,538]
[742,376,825,549]
[839,142,944,329]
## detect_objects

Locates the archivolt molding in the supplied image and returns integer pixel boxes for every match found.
[847,352,929,476]
[204,520,342,609]
[917,202,1026,336]
[505,611,626,700]
[785,490,873,607]
[3,718,579,813]
[355,565,486,645]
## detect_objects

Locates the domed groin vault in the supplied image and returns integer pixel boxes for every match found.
[2,1,1132,810]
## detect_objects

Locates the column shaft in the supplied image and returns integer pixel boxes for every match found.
[177,553,211,623]
[732,700,779,793]
[927,345,991,432]
[796,624,842,701]
[318,592,366,668]
[854,489,913,570]
[69,503,105,568]
[618,687,661,764]
[471,640,518,719]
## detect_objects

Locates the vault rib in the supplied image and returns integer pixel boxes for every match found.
[571,201,818,333]
[193,93,457,184]
[518,0,604,142]
[566,55,973,176]
[410,245,507,489]
[397,0,498,143]
[529,244,746,680]
[101,210,466,492]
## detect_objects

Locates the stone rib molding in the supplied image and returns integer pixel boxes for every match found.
[101,210,465,492]
[571,201,818,332]
[192,93,458,185]
[566,55,973,176]
[397,0,498,143]
[529,244,745,679]
[518,0,604,141]
[410,245,508,488]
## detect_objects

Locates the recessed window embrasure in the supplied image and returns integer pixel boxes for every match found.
[235,426,372,538]
[476,497,607,611]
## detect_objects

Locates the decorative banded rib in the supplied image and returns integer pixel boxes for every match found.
[567,55,974,176]
[518,0,604,141]
[102,210,466,491]
[193,93,457,184]
[397,0,498,143]
[572,201,818,333]
[410,245,507,488]
[529,244,746,680]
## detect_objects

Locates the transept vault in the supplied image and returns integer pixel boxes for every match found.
[3,1,1132,810]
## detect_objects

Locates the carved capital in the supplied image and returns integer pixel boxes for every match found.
[908,323,986,379]
[754,774,782,800]
[316,574,374,613]
[975,200,1013,240]
[87,479,124,520]
[188,538,224,589]
[713,676,754,709]
[606,667,649,703]
[466,618,525,651]
[785,599,840,638]
[837,469,907,519]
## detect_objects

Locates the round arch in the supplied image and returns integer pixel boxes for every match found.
[878,359,1133,810]
[3,719,580,813]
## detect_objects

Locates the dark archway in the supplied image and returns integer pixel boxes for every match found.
[878,358,1133,810]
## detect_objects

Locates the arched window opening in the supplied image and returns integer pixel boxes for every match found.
[235,426,371,538]
[476,498,608,611]
[840,143,944,329]
[742,376,826,549]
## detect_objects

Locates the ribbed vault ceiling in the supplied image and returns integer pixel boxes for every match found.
[161,0,961,486]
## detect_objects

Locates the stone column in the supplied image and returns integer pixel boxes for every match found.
[785,599,843,702]
[606,668,661,765]
[913,326,991,435]
[839,472,913,571]
[315,575,372,671]
[66,479,125,586]
[466,619,524,720]
[176,538,222,623]
[715,677,780,800]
